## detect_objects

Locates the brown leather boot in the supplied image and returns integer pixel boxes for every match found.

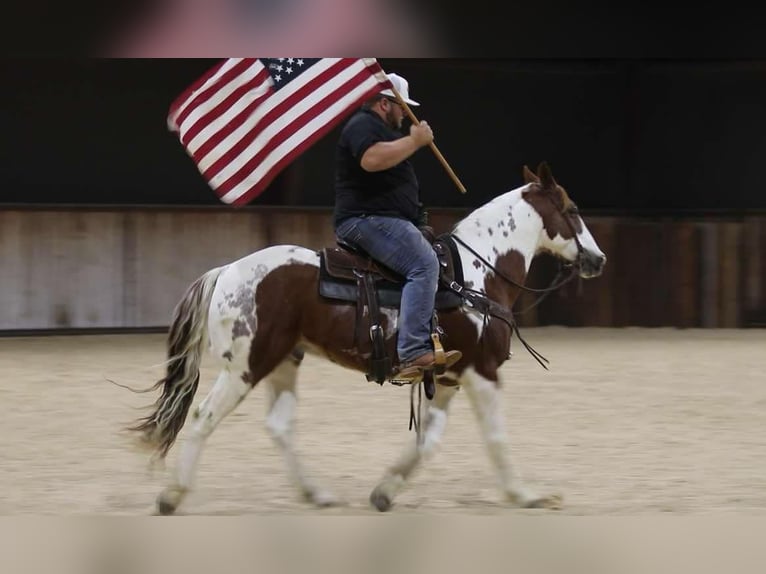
[396,349,462,380]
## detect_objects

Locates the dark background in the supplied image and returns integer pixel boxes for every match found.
[2,57,765,213]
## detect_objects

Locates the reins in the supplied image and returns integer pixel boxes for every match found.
[451,193,584,302]
[451,233,579,300]
[444,198,586,370]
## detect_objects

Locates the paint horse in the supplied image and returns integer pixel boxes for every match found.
[128,161,606,514]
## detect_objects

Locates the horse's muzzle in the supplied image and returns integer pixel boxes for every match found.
[578,251,606,279]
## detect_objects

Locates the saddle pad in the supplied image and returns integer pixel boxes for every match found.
[318,252,463,310]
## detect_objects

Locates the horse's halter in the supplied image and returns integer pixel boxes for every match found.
[444,186,588,370]
[555,200,587,270]
[451,191,585,300]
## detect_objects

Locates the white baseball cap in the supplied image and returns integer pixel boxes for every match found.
[380,73,420,106]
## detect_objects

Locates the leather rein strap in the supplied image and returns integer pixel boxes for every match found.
[441,197,586,371]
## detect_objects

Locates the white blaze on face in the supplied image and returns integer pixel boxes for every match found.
[208,245,320,360]
[575,215,605,260]
[538,223,580,261]
[538,212,606,263]
[535,207,603,263]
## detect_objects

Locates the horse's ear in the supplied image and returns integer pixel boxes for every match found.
[522,164,539,184]
[537,161,556,188]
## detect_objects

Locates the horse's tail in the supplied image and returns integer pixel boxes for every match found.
[128,265,225,460]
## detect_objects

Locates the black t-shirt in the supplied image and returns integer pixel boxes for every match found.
[333,108,422,227]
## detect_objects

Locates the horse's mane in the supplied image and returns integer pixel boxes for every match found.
[452,185,529,233]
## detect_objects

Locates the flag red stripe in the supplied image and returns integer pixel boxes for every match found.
[225,78,385,204]
[190,87,272,163]
[167,59,231,123]
[168,58,391,205]
[173,59,257,132]
[182,69,271,149]
[201,59,357,184]
[231,82,385,205]
[211,61,370,196]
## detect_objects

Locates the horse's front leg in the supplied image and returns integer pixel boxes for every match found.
[369,383,460,511]
[265,358,343,508]
[461,366,562,509]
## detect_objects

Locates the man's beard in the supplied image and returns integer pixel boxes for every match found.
[385,108,402,130]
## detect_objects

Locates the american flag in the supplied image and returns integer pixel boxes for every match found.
[167,58,392,205]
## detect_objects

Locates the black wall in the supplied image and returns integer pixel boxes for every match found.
[2,58,765,212]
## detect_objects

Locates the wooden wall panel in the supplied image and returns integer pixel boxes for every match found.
[717,222,742,328]
[669,221,700,327]
[742,217,766,327]
[0,211,124,330]
[1,208,764,331]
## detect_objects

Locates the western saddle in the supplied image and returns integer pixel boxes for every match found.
[317,229,465,388]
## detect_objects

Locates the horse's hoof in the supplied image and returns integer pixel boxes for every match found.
[156,498,177,515]
[522,493,563,510]
[307,489,345,508]
[156,487,185,515]
[369,490,392,512]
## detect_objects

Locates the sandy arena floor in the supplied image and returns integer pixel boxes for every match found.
[1,327,765,516]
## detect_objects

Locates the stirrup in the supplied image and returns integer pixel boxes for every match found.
[392,351,463,382]
[431,332,447,374]
[393,349,462,381]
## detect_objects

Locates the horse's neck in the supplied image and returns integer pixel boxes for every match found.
[453,186,542,297]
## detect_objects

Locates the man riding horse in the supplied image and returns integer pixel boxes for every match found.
[333,72,461,379]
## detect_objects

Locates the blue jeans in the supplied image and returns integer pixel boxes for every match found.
[335,215,439,363]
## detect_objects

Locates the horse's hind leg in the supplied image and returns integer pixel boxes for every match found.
[265,351,343,507]
[461,366,562,509]
[369,383,460,511]
[157,367,252,515]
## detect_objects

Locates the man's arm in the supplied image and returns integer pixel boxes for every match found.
[360,121,434,172]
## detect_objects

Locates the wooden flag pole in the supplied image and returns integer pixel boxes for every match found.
[388,83,468,194]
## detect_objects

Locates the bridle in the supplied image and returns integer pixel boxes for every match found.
[451,193,585,312]
[442,193,587,369]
